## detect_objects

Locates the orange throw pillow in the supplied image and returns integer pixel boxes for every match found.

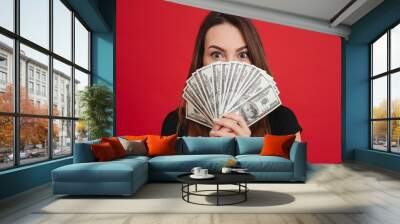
[124,135,148,141]
[101,137,127,158]
[146,134,177,157]
[259,134,296,159]
[91,142,117,161]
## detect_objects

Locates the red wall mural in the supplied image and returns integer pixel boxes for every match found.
[116,0,342,163]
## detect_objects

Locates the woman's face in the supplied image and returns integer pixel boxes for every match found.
[203,23,251,66]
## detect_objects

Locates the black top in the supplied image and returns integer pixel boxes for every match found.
[177,173,255,184]
[161,105,302,136]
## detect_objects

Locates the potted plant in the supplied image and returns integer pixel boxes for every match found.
[79,84,113,140]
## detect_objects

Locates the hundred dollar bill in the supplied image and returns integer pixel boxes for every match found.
[212,63,222,118]
[186,102,213,128]
[196,66,216,118]
[183,90,213,125]
[186,75,214,120]
[228,85,281,126]
[225,63,256,111]
[220,62,230,114]
[223,62,242,115]
[226,70,278,112]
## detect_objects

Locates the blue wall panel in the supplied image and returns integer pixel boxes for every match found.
[92,32,114,89]
[0,158,72,199]
[344,0,400,171]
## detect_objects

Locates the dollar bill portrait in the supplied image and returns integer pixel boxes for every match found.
[239,102,259,123]
[161,12,303,141]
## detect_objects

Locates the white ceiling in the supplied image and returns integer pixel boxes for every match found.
[225,0,353,22]
[167,0,384,38]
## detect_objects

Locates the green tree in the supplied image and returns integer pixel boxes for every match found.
[79,84,113,140]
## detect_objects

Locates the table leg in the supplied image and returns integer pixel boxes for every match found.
[245,183,247,201]
[217,184,219,206]
[195,184,197,192]
[187,184,190,202]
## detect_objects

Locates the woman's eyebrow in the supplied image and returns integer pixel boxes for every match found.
[236,46,248,52]
[208,45,225,52]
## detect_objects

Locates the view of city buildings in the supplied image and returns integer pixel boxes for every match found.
[0,40,88,169]
[0,0,90,170]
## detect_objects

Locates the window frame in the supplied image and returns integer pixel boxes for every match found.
[0,0,92,171]
[370,20,400,154]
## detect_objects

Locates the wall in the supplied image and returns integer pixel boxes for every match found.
[116,0,342,163]
[344,0,400,170]
[0,158,72,199]
[0,0,115,200]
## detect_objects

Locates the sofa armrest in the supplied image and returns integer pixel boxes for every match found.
[73,140,100,163]
[289,141,307,181]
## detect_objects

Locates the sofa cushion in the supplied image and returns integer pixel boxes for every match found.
[236,155,293,172]
[101,137,127,158]
[235,137,264,155]
[177,137,235,155]
[147,134,177,157]
[118,137,147,156]
[91,142,119,161]
[259,134,296,159]
[149,154,235,172]
[52,158,147,183]
[73,139,100,163]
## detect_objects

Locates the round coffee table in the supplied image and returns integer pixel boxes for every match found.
[177,172,255,206]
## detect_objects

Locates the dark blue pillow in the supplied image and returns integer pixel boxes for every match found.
[177,137,235,155]
[235,137,264,155]
[73,139,100,163]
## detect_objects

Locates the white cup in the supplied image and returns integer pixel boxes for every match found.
[191,167,202,176]
[221,167,232,174]
[200,169,208,176]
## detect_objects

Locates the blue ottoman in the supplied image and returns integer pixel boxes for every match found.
[52,156,148,196]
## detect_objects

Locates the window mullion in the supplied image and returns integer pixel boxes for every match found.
[49,0,53,160]
[13,0,20,167]
[370,45,373,149]
[388,30,391,153]
[71,10,76,155]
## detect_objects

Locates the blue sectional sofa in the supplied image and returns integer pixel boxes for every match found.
[52,137,307,196]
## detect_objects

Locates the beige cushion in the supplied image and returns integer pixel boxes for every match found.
[118,137,147,156]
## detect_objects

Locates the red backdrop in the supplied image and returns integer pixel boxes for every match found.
[116,0,342,163]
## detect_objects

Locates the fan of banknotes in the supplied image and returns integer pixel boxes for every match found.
[183,61,281,128]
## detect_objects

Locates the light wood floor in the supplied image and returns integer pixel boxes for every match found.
[1,162,400,224]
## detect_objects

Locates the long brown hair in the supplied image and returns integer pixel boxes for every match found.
[177,12,272,137]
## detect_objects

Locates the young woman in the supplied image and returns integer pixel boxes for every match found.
[161,12,302,141]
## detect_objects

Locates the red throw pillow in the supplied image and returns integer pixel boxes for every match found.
[124,135,148,141]
[259,134,296,159]
[101,137,127,158]
[146,134,177,157]
[91,142,117,161]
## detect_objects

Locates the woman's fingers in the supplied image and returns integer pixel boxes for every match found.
[220,127,233,133]
[211,122,222,131]
[223,113,248,129]
[213,118,241,134]
[209,129,236,137]
[212,114,251,137]
[213,116,250,137]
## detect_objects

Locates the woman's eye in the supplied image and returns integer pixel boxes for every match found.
[239,51,249,59]
[211,51,224,60]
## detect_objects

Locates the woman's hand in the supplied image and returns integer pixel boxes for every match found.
[209,113,251,137]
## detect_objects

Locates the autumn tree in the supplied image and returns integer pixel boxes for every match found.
[373,99,400,144]
[0,84,60,153]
